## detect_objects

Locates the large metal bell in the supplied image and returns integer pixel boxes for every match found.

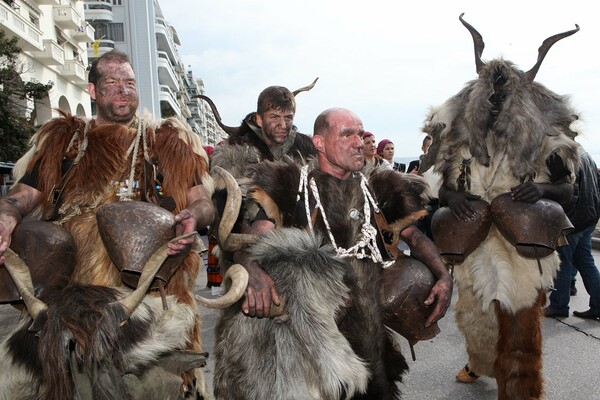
[491,193,573,258]
[431,199,492,264]
[379,256,441,359]
[0,220,76,303]
[96,201,188,289]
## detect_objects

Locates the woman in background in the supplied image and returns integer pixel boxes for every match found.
[362,132,390,175]
[377,139,405,172]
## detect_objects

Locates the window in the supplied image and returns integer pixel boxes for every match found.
[112,0,123,5]
[109,23,124,42]
[55,27,67,46]
[93,23,108,40]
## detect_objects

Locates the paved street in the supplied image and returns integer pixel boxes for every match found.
[1,252,599,399]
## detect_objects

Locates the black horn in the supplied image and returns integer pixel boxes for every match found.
[459,13,485,75]
[192,94,242,136]
[525,24,580,82]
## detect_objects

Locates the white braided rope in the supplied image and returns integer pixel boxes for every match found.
[120,114,150,201]
[299,165,387,264]
[298,165,313,231]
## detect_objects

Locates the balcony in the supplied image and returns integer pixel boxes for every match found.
[160,85,181,118]
[59,59,87,85]
[84,1,112,22]
[154,17,176,62]
[71,23,94,43]
[53,4,81,30]
[36,0,60,5]
[32,39,65,66]
[157,51,178,90]
[0,1,43,51]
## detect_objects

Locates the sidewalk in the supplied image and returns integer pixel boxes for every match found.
[196,254,600,399]
[1,252,598,399]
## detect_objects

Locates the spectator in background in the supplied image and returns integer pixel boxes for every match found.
[362,131,390,175]
[377,139,406,172]
[408,135,433,174]
[544,150,600,320]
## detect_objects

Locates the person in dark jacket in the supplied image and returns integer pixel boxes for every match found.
[544,150,600,319]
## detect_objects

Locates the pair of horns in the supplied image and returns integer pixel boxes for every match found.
[192,78,319,136]
[459,13,579,82]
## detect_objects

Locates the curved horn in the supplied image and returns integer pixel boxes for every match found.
[213,166,258,252]
[525,24,580,82]
[3,248,47,319]
[459,13,485,74]
[117,232,199,317]
[195,263,248,308]
[192,94,242,136]
[292,77,319,96]
[213,166,242,246]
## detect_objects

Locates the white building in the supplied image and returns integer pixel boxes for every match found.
[0,0,94,125]
[84,0,225,145]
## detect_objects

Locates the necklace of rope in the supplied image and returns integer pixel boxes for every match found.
[297,165,387,264]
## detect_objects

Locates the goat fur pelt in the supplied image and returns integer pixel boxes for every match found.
[422,17,582,399]
[0,287,196,400]
[238,162,422,399]
[213,228,370,400]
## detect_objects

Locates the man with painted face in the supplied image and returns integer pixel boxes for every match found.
[0,50,215,398]
[215,85,316,164]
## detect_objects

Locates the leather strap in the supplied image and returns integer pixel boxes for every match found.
[373,211,400,259]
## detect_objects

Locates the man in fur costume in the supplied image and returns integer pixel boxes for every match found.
[422,14,582,400]
[0,50,215,398]
[216,107,452,399]
[208,84,317,266]
[209,84,316,179]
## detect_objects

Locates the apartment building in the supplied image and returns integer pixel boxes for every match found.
[0,0,93,124]
[84,0,225,146]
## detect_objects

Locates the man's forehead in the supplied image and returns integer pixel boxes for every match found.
[99,62,135,78]
[265,108,294,116]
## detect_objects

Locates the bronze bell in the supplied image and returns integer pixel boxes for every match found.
[96,201,189,289]
[431,199,492,264]
[379,255,441,360]
[0,221,76,303]
[491,192,573,258]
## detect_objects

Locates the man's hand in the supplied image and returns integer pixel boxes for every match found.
[0,232,9,265]
[423,275,453,327]
[510,181,543,203]
[168,209,196,255]
[242,260,280,318]
[444,189,481,221]
[167,183,215,256]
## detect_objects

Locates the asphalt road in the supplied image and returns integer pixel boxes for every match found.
[1,253,599,399]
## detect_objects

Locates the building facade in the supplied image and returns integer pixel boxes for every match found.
[1,0,94,125]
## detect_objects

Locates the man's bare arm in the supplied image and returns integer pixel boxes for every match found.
[0,183,42,263]
[400,224,453,327]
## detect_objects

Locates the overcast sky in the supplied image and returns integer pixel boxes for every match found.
[160,0,600,160]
